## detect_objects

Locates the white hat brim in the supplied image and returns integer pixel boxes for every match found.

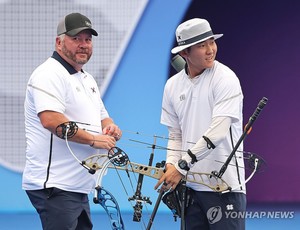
[171,34,223,54]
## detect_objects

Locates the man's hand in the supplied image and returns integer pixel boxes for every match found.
[91,134,116,150]
[102,123,122,141]
[154,164,184,191]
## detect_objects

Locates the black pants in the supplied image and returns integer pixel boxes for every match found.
[185,191,246,230]
[26,187,93,230]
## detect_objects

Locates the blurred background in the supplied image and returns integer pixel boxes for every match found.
[1,0,299,229]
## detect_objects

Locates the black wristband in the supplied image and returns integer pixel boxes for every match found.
[178,159,190,171]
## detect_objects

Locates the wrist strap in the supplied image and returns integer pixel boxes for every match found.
[202,135,216,149]
[187,149,198,164]
[90,135,95,147]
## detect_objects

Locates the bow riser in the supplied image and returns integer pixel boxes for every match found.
[83,154,231,192]
[83,154,164,180]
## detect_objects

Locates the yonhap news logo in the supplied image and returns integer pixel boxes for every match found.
[207,206,223,224]
[206,206,295,224]
[225,211,295,219]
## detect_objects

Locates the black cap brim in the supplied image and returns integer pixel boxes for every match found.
[66,27,98,36]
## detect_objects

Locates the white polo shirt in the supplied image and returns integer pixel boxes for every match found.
[22,51,109,194]
[161,60,245,193]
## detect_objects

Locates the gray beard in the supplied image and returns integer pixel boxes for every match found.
[62,45,91,65]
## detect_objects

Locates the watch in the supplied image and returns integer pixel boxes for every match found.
[178,159,190,171]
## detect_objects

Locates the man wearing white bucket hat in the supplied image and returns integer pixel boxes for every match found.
[156,18,246,229]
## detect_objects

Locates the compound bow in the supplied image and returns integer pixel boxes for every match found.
[56,109,266,230]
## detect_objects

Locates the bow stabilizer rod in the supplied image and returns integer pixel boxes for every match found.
[129,136,157,222]
[212,97,268,179]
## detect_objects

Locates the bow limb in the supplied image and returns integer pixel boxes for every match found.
[94,186,125,230]
[221,153,262,194]
[186,171,231,192]
[93,154,126,230]
[245,157,259,184]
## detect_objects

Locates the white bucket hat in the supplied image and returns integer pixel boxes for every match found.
[171,18,223,54]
